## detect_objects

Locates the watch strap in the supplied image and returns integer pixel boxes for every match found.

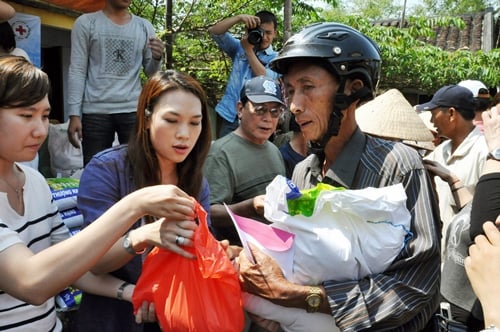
[305,286,323,313]
[117,281,130,301]
[123,232,146,255]
[487,148,500,161]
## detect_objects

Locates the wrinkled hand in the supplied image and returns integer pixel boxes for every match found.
[237,243,287,300]
[482,106,500,151]
[135,301,157,324]
[148,36,164,61]
[423,159,454,183]
[219,239,243,260]
[253,195,265,216]
[67,116,82,149]
[464,220,500,316]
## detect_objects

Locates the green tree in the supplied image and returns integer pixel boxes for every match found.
[334,0,403,20]
[323,13,500,93]
[413,0,500,16]
[130,0,500,106]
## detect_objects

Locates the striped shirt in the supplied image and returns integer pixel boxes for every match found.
[0,164,68,331]
[292,128,441,331]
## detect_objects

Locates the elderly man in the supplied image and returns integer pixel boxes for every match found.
[237,22,441,332]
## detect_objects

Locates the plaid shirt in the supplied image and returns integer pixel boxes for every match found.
[292,128,441,331]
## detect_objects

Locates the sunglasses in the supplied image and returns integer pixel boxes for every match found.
[249,103,285,118]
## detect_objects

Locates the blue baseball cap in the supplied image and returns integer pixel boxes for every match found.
[240,76,285,106]
[416,85,475,112]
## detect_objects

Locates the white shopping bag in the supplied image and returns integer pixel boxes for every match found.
[239,176,412,332]
[264,175,412,285]
[48,122,83,178]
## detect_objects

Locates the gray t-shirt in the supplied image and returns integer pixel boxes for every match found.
[204,132,285,243]
[441,203,483,320]
[67,11,161,116]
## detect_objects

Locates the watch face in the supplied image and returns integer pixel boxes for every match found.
[492,148,500,160]
[307,295,321,307]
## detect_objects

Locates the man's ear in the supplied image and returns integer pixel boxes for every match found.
[346,79,364,96]
[237,101,244,119]
[447,107,457,120]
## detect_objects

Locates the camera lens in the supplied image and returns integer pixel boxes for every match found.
[247,28,263,45]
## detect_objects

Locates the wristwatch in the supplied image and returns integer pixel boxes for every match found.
[122,232,146,255]
[116,281,130,301]
[487,148,500,161]
[305,286,323,313]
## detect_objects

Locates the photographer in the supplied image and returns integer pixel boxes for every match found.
[208,11,280,137]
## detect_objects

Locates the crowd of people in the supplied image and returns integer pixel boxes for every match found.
[1,1,500,331]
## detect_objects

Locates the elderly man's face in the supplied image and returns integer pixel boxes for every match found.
[283,63,338,142]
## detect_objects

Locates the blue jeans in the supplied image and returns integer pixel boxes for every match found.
[217,113,239,138]
[82,113,136,165]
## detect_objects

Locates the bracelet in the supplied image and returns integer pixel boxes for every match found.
[117,281,130,301]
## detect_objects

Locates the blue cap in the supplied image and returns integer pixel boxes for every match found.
[240,76,285,106]
[416,85,475,112]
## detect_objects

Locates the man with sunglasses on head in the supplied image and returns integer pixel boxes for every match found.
[204,76,286,245]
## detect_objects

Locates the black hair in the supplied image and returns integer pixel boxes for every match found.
[441,106,475,121]
[0,56,50,108]
[0,22,16,52]
[475,88,491,112]
[475,98,490,112]
[255,10,277,29]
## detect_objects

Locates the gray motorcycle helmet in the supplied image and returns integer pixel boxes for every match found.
[270,22,381,94]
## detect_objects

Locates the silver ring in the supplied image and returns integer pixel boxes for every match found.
[175,235,185,246]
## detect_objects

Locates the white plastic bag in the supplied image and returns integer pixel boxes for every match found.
[243,175,412,332]
[265,175,411,284]
[48,122,83,178]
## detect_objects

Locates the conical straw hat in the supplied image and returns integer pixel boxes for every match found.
[355,89,435,142]
[418,111,437,133]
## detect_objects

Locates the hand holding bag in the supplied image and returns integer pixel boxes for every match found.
[132,203,244,332]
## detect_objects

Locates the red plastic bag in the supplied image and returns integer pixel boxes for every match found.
[132,203,244,332]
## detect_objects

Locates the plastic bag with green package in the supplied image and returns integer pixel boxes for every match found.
[244,176,412,332]
[286,182,345,217]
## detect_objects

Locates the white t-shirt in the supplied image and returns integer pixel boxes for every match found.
[0,164,68,331]
[0,47,31,62]
[425,126,488,252]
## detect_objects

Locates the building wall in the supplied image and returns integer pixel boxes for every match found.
[8,1,74,122]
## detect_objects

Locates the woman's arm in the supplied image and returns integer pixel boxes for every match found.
[0,1,15,23]
[465,220,500,328]
[0,185,194,305]
[470,106,500,238]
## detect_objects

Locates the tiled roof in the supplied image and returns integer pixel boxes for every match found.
[373,7,499,52]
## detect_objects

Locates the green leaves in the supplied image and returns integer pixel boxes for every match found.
[131,0,499,106]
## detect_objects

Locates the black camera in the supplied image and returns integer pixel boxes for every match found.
[247,27,264,45]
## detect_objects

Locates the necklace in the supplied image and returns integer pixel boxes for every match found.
[0,174,24,211]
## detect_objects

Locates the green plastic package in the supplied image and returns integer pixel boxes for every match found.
[286,183,345,217]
